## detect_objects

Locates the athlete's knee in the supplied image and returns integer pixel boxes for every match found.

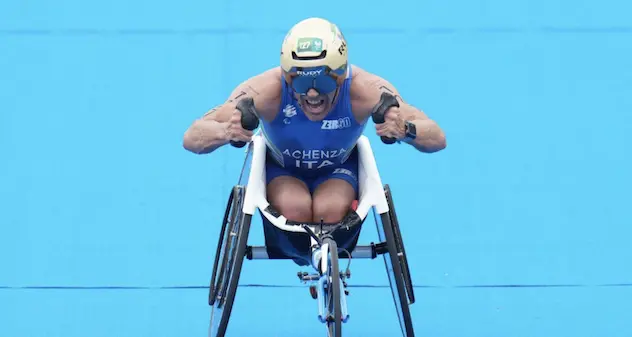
[313,195,353,223]
[267,176,312,223]
[312,179,355,223]
[282,200,312,223]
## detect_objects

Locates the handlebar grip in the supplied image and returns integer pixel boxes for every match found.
[230,97,260,148]
[371,92,399,144]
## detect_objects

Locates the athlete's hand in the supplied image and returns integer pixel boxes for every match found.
[375,106,406,140]
[226,109,254,143]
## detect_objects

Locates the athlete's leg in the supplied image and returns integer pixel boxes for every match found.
[265,152,312,222]
[311,149,360,223]
[312,178,356,223]
[267,176,313,222]
[264,153,314,266]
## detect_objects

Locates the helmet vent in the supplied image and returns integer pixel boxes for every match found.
[292,50,327,60]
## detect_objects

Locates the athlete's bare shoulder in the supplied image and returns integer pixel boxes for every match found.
[348,65,403,122]
[227,66,283,122]
[348,65,385,122]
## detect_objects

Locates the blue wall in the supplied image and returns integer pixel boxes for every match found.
[1,0,631,336]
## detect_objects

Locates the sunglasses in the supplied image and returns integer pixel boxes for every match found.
[286,65,346,95]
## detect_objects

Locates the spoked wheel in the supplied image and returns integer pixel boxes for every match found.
[325,239,342,337]
[374,184,415,337]
[208,185,252,337]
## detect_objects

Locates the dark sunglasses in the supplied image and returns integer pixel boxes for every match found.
[286,65,346,95]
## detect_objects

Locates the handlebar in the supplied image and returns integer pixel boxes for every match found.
[230,97,260,148]
[371,92,399,144]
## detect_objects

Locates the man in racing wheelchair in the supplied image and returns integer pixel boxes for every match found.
[182,17,446,337]
[182,17,446,234]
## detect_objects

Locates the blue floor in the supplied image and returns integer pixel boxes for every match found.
[1,0,632,336]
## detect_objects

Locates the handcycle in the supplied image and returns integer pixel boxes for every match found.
[207,95,416,337]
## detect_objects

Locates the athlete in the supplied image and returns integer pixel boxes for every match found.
[183,17,446,225]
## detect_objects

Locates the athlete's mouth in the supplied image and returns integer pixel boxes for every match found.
[303,98,326,114]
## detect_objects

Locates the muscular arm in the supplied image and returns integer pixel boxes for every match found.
[353,69,447,153]
[182,68,281,154]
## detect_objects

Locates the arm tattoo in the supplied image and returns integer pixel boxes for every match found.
[204,84,263,119]
[378,85,393,93]
[379,85,404,103]
[203,104,222,117]
[228,91,247,104]
[368,78,404,103]
[246,85,260,95]
[228,85,260,103]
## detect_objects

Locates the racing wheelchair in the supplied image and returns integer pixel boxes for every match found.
[207,95,416,337]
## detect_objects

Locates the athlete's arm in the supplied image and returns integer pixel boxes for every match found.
[182,68,282,154]
[352,69,447,153]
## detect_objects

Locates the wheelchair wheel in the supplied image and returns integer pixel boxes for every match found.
[384,184,415,304]
[208,185,252,337]
[326,239,342,337]
[208,187,237,306]
[375,184,415,337]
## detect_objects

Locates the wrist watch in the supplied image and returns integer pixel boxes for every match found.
[403,121,417,142]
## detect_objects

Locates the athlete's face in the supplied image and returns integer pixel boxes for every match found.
[295,88,338,121]
[284,66,345,121]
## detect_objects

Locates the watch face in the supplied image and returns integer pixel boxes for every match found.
[405,121,417,139]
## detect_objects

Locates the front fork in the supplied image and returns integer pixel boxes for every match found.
[297,239,350,324]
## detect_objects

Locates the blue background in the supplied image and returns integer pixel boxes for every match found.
[1,0,631,336]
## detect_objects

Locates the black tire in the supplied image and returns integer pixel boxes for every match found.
[208,185,252,337]
[385,185,415,304]
[376,185,415,337]
[326,239,342,337]
[208,187,236,306]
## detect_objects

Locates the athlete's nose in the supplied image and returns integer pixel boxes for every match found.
[306,88,320,97]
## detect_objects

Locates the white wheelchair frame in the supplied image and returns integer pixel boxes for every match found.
[207,133,416,337]
[245,133,388,256]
